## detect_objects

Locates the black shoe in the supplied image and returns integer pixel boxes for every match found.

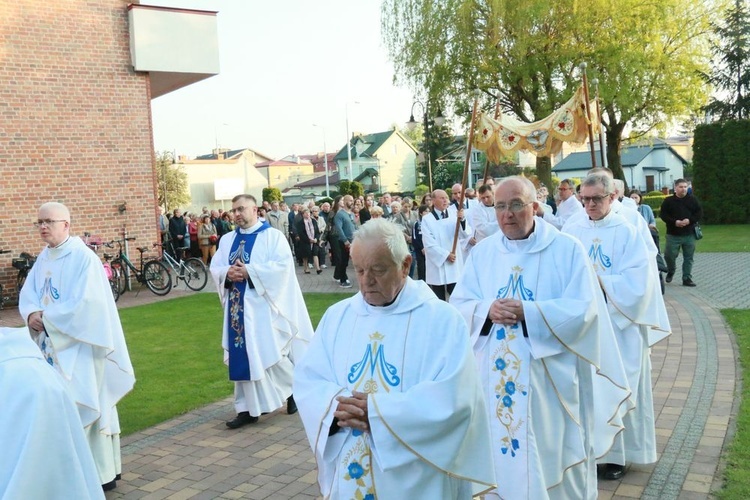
[683,279,697,287]
[603,463,625,480]
[102,479,117,491]
[115,474,121,481]
[665,272,674,283]
[226,411,258,429]
[287,395,298,415]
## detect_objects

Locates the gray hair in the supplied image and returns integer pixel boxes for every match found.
[612,178,625,194]
[353,218,410,267]
[496,176,536,202]
[582,173,614,194]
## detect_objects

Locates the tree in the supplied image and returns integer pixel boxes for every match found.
[382,0,712,189]
[337,180,364,199]
[155,151,190,211]
[703,0,750,120]
[262,187,282,203]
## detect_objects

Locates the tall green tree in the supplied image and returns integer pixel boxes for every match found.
[155,151,190,212]
[382,0,712,188]
[703,0,750,120]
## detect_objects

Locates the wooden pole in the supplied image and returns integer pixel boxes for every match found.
[451,90,481,255]
[579,62,597,169]
[481,95,502,184]
[592,78,606,168]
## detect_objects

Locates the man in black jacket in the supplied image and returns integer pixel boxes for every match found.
[169,208,187,261]
[660,179,703,287]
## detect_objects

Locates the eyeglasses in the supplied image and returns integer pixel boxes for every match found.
[581,195,610,205]
[494,201,532,213]
[34,219,67,228]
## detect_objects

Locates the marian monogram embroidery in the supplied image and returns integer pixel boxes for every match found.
[494,265,530,457]
[588,238,612,270]
[347,332,400,394]
[39,273,60,306]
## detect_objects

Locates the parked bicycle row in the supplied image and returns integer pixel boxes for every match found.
[0,236,208,308]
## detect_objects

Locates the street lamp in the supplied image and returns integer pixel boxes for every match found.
[312,123,330,197]
[345,101,359,182]
[407,100,445,192]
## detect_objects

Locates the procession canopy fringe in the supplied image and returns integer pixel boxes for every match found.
[473,86,600,163]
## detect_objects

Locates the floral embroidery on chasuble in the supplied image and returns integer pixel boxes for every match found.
[486,260,538,498]
[226,224,270,381]
[339,322,407,500]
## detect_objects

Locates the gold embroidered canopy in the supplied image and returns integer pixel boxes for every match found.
[473,86,600,163]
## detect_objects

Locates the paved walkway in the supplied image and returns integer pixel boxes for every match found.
[0,254,742,499]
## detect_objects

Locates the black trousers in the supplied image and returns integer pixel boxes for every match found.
[333,240,349,283]
[415,251,426,281]
[430,283,455,302]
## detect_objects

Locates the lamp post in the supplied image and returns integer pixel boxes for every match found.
[345,101,360,181]
[312,123,330,197]
[407,100,445,192]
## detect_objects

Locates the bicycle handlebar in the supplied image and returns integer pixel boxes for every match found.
[0,250,11,254]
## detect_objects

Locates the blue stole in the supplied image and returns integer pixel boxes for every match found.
[227,222,271,381]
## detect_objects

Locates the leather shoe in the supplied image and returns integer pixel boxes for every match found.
[603,463,625,480]
[102,479,117,491]
[683,279,697,287]
[287,395,298,415]
[226,411,258,429]
[665,272,674,283]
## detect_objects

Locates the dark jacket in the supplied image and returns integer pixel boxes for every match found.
[660,194,703,236]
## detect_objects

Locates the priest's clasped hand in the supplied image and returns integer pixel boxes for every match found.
[334,391,369,433]
[489,298,525,326]
[226,260,249,282]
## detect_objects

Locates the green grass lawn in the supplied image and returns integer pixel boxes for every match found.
[655,220,750,253]
[719,309,750,499]
[117,292,353,436]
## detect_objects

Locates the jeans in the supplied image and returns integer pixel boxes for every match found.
[665,233,696,281]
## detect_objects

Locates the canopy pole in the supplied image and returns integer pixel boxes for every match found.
[481,94,502,184]
[452,90,481,255]
[580,62,597,169]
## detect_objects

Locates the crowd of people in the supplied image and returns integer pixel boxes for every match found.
[6,173,703,499]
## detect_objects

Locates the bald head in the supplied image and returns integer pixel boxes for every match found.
[432,189,449,211]
[37,202,71,247]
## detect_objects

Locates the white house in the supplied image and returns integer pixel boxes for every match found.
[552,138,686,192]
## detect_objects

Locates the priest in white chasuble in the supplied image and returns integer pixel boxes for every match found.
[0,327,104,499]
[450,176,631,500]
[294,219,496,499]
[211,194,313,429]
[563,173,671,481]
[18,202,134,492]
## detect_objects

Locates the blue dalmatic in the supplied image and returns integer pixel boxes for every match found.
[227,222,271,381]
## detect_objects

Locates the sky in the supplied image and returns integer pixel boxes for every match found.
[147,0,418,160]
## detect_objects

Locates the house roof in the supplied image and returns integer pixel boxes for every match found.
[333,129,418,161]
[299,152,338,173]
[255,159,313,168]
[294,171,341,188]
[193,148,273,162]
[552,139,688,172]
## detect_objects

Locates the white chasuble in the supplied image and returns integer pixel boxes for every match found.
[451,218,630,500]
[564,211,670,465]
[421,210,472,285]
[18,236,134,485]
[294,278,496,499]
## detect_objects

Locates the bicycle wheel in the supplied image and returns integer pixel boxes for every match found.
[183,258,208,291]
[143,260,172,295]
[17,270,27,292]
[111,259,127,294]
[110,279,120,302]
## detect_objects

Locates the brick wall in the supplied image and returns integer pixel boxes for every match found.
[0,0,159,301]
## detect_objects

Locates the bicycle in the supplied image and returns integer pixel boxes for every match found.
[12,252,36,292]
[83,232,120,302]
[0,249,11,309]
[108,237,172,296]
[155,242,208,292]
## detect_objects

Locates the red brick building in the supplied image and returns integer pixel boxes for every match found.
[0,1,218,299]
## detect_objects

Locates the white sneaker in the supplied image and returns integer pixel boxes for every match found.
[321,264,328,269]
[340,280,352,288]
[332,276,339,282]
[308,263,314,269]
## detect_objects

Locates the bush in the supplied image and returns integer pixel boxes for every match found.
[642,194,665,217]
[262,187,282,203]
[414,184,430,198]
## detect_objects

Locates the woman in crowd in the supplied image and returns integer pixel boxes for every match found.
[630,190,657,230]
[294,208,322,274]
[198,214,217,265]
